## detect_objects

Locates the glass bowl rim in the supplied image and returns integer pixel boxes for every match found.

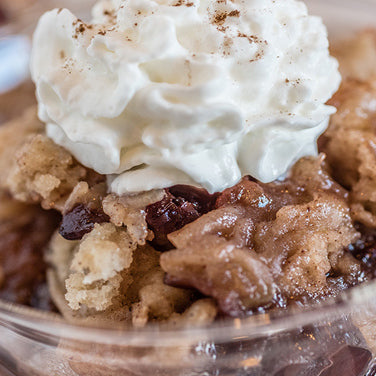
[0,279,375,346]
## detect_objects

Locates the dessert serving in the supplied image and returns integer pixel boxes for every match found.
[2,0,376,374]
[0,0,374,323]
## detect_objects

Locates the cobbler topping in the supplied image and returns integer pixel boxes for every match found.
[31,0,340,194]
[5,134,104,211]
[161,157,360,317]
[320,78,376,229]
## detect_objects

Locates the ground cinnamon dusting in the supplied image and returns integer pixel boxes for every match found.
[228,10,240,17]
[212,8,240,25]
[238,32,267,45]
[250,52,263,62]
[76,24,85,34]
[173,0,194,6]
[213,11,228,24]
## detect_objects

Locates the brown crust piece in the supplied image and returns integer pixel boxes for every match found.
[161,157,360,317]
[322,78,376,228]
[0,106,43,186]
[7,134,103,211]
[48,223,195,326]
[0,107,104,212]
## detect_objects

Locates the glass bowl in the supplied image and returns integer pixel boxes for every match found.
[1,1,376,375]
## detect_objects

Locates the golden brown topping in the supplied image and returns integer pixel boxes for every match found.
[322,78,376,228]
[5,133,103,211]
[161,157,360,316]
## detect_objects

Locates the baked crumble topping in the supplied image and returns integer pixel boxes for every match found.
[321,78,376,229]
[161,157,360,317]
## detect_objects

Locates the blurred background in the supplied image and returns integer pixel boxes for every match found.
[0,0,95,123]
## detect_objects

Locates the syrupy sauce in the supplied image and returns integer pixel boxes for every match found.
[0,206,61,310]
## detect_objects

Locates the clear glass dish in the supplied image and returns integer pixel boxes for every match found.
[1,1,376,375]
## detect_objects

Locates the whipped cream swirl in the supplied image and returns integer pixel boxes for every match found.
[31,0,341,194]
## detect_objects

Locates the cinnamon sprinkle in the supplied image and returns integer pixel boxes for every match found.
[213,12,227,24]
[228,10,240,17]
[76,24,85,34]
[212,9,240,25]
[173,0,194,6]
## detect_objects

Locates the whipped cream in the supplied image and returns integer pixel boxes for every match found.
[31,0,340,194]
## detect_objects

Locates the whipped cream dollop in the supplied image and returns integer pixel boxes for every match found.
[31,0,340,194]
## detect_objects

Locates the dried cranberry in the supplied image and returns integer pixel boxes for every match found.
[146,185,218,250]
[59,204,110,241]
